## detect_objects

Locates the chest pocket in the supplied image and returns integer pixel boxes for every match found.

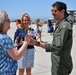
[53,33,61,47]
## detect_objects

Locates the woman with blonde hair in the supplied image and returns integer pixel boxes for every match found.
[14,13,36,75]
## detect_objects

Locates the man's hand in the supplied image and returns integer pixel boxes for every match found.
[29,39,37,45]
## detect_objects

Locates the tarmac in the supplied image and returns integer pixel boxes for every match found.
[7,22,76,75]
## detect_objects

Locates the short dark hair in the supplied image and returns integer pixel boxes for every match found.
[52,1,67,12]
[48,19,51,23]
[52,1,69,17]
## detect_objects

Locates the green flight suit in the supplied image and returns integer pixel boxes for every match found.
[45,18,73,75]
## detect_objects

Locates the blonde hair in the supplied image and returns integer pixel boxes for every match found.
[20,13,31,31]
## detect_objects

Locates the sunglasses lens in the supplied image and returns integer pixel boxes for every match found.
[51,10,57,14]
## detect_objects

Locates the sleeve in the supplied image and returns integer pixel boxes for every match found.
[45,26,70,53]
[2,36,15,51]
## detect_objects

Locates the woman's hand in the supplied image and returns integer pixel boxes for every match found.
[24,32,31,44]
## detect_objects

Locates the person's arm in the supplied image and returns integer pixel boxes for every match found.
[29,39,45,48]
[29,26,69,53]
[7,33,31,60]
[7,41,28,60]
[45,28,69,52]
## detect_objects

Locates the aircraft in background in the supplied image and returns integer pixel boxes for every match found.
[67,9,76,22]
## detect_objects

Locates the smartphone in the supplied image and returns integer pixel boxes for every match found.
[16,33,23,43]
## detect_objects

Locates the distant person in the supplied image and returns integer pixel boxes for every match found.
[52,22,56,31]
[34,18,44,41]
[16,19,21,28]
[47,19,54,34]
[0,10,31,75]
[14,13,36,75]
[29,1,73,75]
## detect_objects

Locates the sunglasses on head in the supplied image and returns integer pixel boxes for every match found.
[51,9,57,14]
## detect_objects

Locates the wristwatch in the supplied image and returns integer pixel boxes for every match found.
[36,41,40,46]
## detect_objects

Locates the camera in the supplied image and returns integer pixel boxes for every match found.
[28,28,36,39]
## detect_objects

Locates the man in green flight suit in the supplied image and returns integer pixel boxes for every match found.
[29,1,73,75]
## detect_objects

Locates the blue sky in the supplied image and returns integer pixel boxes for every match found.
[0,0,76,20]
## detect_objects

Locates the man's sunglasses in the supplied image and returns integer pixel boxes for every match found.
[51,9,57,14]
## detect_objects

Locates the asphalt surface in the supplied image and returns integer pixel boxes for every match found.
[7,22,76,75]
